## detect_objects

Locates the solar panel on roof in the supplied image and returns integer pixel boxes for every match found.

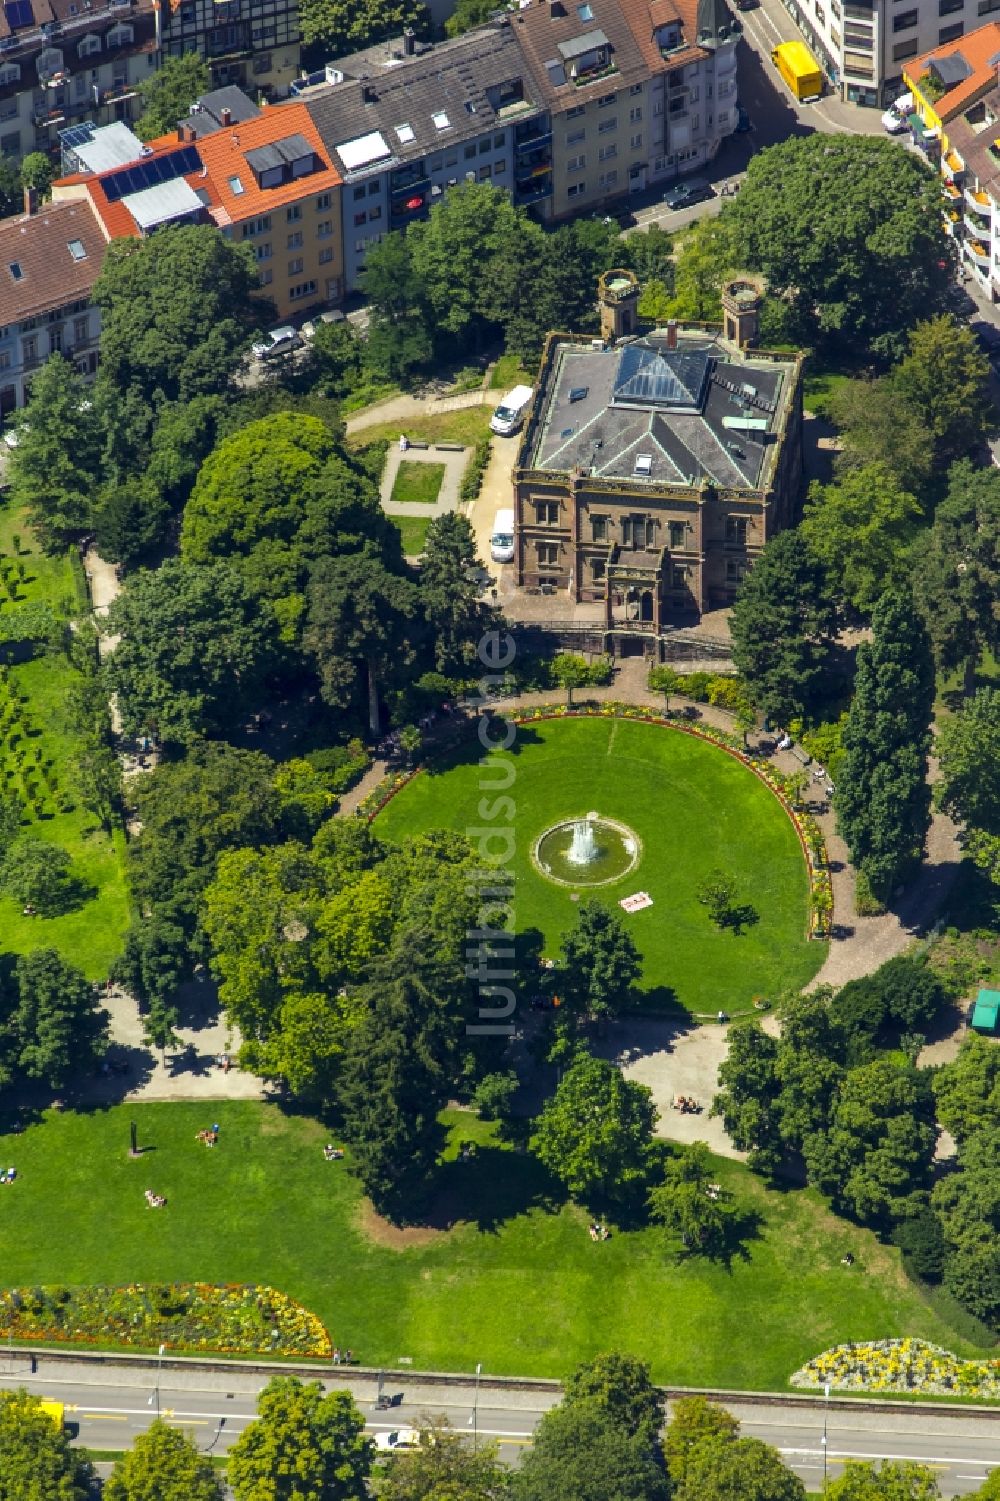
[102,144,201,202]
[3,0,34,30]
[61,123,96,150]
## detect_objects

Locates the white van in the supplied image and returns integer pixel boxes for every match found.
[490,508,515,564]
[490,384,533,437]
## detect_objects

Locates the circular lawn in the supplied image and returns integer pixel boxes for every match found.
[375,716,825,1013]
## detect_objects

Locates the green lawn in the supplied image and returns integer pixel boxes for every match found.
[347,408,492,449]
[389,461,446,505]
[490,353,534,390]
[392,516,433,557]
[0,1101,984,1386]
[376,717,825,1013]
[0,506,128,977]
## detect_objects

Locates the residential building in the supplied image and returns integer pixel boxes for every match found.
[0,0,158,167]
[52,96,344,315]
[511,0,741,215]
[905,24,1000,301]
[301,24,550,294]
[0,193,106,425]
[156,0,300,99]
[511,272,803,638]
[779,0,994,107]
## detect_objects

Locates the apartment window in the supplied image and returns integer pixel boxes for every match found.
[629,105,642,121]
[287,204,302,222]
[892,36,919,55]
[598,91,617,106]
[319,247,334,264]
[567,181,587,197]
[354,239,367,253]
[0,352,9,371]
[630,133,643,148]
[478,164,492,179]
[815,4,826,21]
[598,116,617,133]
[939,0,962,12]
[369,180,380,196]
[353,186,366,201]
[49,328,62,354]
[317,220,333,238]
[495,159,506,174]
[289,280,318,301]
[255,243,271,261]
[629,82,643,95]
[591,514,609,542]
[287,230,304,249]
[465,143,477,159]
[668,521,686,549]
[494,131,505,147]
[369,205,382,220]
[259,268,273,286]
[726,561,747,584]
[22,336,37,365]
[74,316,88,344]
[536,542,558,566]
[288,257,304,275]
[567,128,586,144]
[592,557,606,579]
[726,516,748,545]
[621,514,654,547]
[535,501,559,524]
[316,192,331,209]
[893,8,917,26]
[445,150,458,165]
[939,18,964,36]
[354,211,367,226]
[980,0,1000,14]
[598,169,619,186]
[672,566,688,589]
[566,103,586,117]
[567,154,586,172]
[479,137,491,154]
[599,144,617,160]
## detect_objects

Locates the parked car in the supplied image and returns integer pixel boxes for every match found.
[2,421,28,449]
[735,104,751,132]
[301,310,345,340]
[251,325,302,360]
[881,106,908,134]
[662,178,714,210]
[374,1428,423,1454]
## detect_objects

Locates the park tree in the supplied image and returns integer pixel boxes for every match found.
[0,155,21,217]
[663,1397,739,1487]
[94,225,261,463]
[726,135,950,360]
[711,1023,782,1177]
[420,512,493,675]
[933,1033,1000,1144]
[104,1418,223,1501]
[563,1352,664,1443]
[361,234,433,381]
[559,901,641,1022]
[0,791,22,859]
[407,183,519,354]
[93,477,173,569]
[11,949,109,1087]
[7,354,103,550]
[827,1460,941,1500]
[666,215,738,321]
[772,991,847,1146]
[940,1235,1000,1328]
[675,1436,804,1501]
[827,377,934,497]
[834,589,934,903]
[0,1388,95,1501]
[141,997,183,1066]
[228,1377,371,1501]
[1,840,81,917]
[373,1417,510,1498]
[895,317,990,470]
[514,1397,669,1501]
[19,150,54,198]
[648,1141,737,1256]
[800,464,922,617]
[144,395,230,515]
[730,531,839,726]
[696,869,745,929]
[304,550,418,737]
[300,0,429,54]
[913,462,1000,695]
[530,1054,656,1204]
[803,1057,936,1226]
[134,54,211,141]
[935,689,1000,883]
[105,559,281,745]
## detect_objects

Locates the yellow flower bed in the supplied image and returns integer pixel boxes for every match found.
[792,1339,1000,1397]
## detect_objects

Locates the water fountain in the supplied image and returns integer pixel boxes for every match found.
[566,813,599,866]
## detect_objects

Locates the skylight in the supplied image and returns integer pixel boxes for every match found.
[228,174,245,195]
[395,122,415,142]
[67,239,86,262]
[578,3,594,19]
[432,110,451,130]
[8,261,22,281]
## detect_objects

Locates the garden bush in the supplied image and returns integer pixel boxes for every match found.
[460,435,492,504]
[303,739,371,796]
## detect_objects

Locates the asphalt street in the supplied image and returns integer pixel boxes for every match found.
[1,1360,997,1493]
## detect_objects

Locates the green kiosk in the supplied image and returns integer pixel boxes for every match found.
[971,989,1000,1035]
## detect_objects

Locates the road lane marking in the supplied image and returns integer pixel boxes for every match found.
[82,1412,127,1421]
[781,1447,995,1469]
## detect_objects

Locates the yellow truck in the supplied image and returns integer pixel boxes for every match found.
[39,1400,65,1431]
[771,40,825,101]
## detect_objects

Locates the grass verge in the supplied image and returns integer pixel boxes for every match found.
[392,516,433,557]
[389,461,446,505]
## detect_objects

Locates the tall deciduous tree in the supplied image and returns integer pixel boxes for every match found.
[828,377,934,497]
[304,550,418,736]
[932,1033,1000,1145]
[104,1418,223,1501]
[419,512,492,675]
[934,689,1000,884]
[134,54,211,141]
[300,0,429,54]
[895,317,990,470]
[648,1141,737,1256]
[727,135,950,360]
[1,840,81,917]
[560,901,642,1022]
[374,1417,510,1498]
[730,531,839,727]
[563,1352,664,1443]
[0,1388,95,1501]
[663,1396,739,1487]
[12,948,109,1088]
[800,463,923,616]
[913,462,1000,695]
[360,234,433,382]
[530,1054,656,1203]
[228,1377,371,1501]
[711,1022,782,1177]
[514,1398,669,1501]
[105,559,281,744]
[675,1436,805,1501]
[834,589,934,902]
[8,355,103,550]
[826,1460,941,1500]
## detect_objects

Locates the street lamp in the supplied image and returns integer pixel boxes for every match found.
[822,1382,830,1493]
[148,1343,166,1419]
[467,1362,482,1452]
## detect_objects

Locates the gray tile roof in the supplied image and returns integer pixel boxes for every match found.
[303,23,541,177]
[509,0,649,105]
[183,86,261,138]
[528,333,793,491]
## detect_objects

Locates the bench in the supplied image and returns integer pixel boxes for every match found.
[790,745,812,766]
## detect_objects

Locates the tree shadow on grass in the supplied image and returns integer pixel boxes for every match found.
[420,719,545,777]
[423,1141,565,1233]
[717,903,760,935]
[668,1205,766,1271]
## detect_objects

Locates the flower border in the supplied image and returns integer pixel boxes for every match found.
[792,1338,1000,1399]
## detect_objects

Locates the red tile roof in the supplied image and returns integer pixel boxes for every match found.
[0,198,108,323]
[907,21,1000,121]
[619,0,708,72]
